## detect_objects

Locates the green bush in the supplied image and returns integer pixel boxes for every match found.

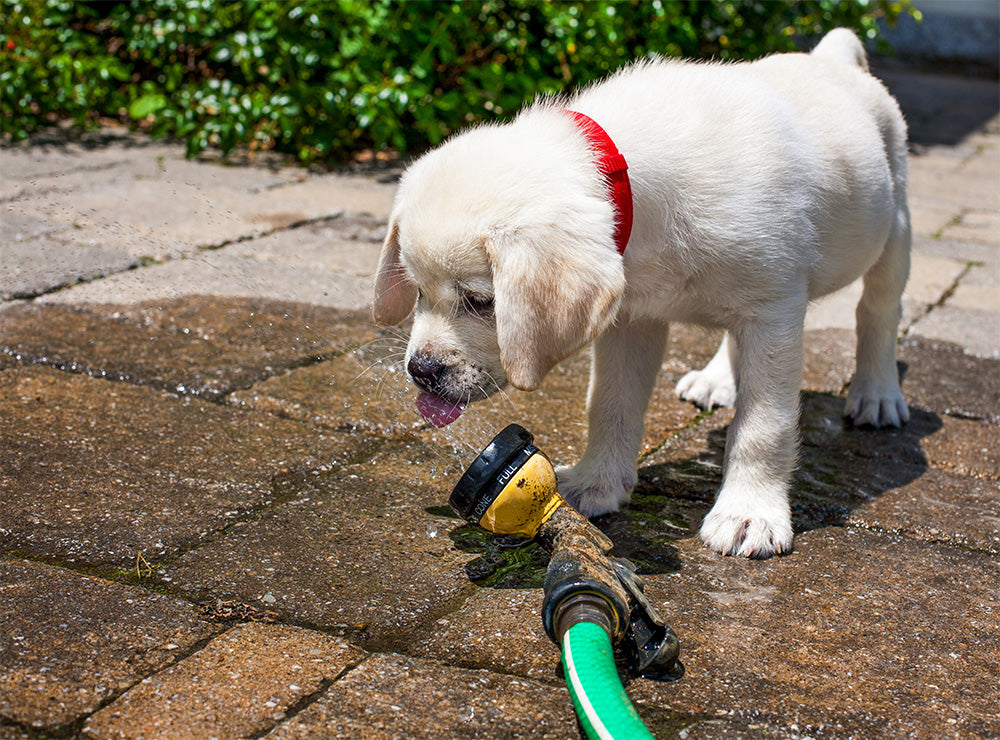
[1,0,915,162]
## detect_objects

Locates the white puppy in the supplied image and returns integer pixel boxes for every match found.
[372,29,910,558]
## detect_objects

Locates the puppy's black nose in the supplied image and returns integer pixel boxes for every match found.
[408,354,445,391]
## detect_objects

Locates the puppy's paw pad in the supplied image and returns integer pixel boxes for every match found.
[676,369,736,410]
[556,465,632,518]
[844,385,909,428]
[700,510,793,559]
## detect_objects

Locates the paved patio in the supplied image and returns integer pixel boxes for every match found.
[1,66,997,739]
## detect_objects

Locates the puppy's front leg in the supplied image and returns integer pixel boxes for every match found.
[558,318,668,517]
[701,311,803,557]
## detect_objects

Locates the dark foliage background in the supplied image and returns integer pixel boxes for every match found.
[2,0,915,162]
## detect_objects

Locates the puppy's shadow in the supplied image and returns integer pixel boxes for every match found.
[623,388,942,563]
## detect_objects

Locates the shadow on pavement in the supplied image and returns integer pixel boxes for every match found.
[624,389,942,556]
[875,65,1000,148]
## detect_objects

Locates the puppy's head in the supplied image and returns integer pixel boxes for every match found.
[373,112,626,425]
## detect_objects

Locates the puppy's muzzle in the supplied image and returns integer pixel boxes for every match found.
[407,352,447,395]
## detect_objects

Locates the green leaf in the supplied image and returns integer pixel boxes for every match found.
[129,93,168,119]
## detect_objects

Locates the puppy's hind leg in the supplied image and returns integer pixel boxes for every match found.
[845,205,911,428]
[676,332,739,409]
[558,318,669,517]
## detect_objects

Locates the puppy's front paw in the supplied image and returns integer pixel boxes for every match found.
[676,368,737,410]
[700,503,793,558]
[844,381,909,428]
[556,464,634,518]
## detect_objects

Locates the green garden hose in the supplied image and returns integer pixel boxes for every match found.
[562,620,656,740]
[449,424,680,740]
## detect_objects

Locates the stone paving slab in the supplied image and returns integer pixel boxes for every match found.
[1,296,375,400]
[263,653,577,740]
[846,467,1000,552]
[908,281,1000,359]
[0,133,185,198]
[0,130,396,300]
[0,559,218,731]
[803,251,968,334]
[0,366,373,567]
[1,157,395,266]
[162,443,475,648]
[910,231,999,266]
[898,337,1000,422]
[83,622,364,740]
[0,238,139,301]
[29,214,385,310]
[633,531,1000,740]
[228,323,719,468]
[36,248,378,311]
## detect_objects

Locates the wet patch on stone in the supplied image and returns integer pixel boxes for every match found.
[0,559,217,731]
[802,328,857,394]
[231,322,721,470]
[634,390,993,550]
[633,530,1000,740]
[919,413,1000,480]
[0,366,373,567]
[899,336,1000,422]
[410,589,560,682]
[0,296,376,400]
[163,443,476,648]
[847,468,1000,553]
[448,527,549,590]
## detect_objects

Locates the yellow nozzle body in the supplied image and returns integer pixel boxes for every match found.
[479,451,563,538]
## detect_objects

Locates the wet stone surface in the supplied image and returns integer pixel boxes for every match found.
[846,468,1000,553]
[632,530,1000,740]
[0,559,217,730]
[0,366,371,566]
[83,622,364,740]
[164,443,477,648]
[0,297,376,400]
[411,588,559,682]
[263,653,577,740]
[230,322,721,469]
[898,336,1000,423]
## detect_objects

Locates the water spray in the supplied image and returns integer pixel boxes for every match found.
[450,424,682,740]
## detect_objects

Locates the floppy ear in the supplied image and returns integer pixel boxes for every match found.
[486,229,625,391]
[372,219,418,326]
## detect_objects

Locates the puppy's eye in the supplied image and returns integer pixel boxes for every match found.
[461,291,494,315]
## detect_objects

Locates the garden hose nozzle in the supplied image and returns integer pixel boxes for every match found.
[449,424,682,681]
[449,423,563,539]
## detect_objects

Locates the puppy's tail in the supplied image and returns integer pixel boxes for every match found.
[811,28,869,72]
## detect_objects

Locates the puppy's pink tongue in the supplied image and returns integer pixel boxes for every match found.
[416,392,465,427]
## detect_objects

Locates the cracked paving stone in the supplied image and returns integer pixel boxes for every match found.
[410,589,561,683]
[0,366,373,567]
[0,559,217,730]
[0,296,376,400]
[262,653,576,740]
[83,622,364,740]
[164,442,476,647]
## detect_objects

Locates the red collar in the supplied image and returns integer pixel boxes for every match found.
[562,110,633,256]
